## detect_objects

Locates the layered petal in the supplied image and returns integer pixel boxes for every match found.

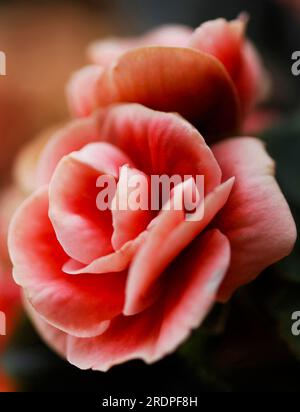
[38,104,222,194]
[63,230,148,275]
[24,297,68,358]
[124,178,234,315]
[189,17,246,76]
[212,137,297,301]
[188,17,265,112]
[8,188,127,338]
[111,165,154,250]
[13,125,61,195]
[67,65,104,118]
[49,143,132,263]
[94,48,240,137]
[36,116,100,186]
[66,230,230,371]
[96,104,222,193]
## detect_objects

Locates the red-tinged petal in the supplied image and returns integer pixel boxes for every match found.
[8,188,127,338]
[13,125,62,195]
[188,17,266,113]
[212,137,297,301]
[88,25,193,66]
[111,165,154,250]
[37,103,222,193]
[67,65,104,118]
[95,48,240,137]
[124,178,234,316]
[24,297,68,358]
[96,104,222,194]
[235,41,268,112]
[189,17,245,76]
[66,230,230,371]
[36,116,99,186]
[63,230,148,275]
[49,143,132,264]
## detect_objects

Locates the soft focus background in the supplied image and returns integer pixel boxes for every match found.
[0,0,300,392]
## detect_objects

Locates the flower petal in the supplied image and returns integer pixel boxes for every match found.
[63,230,147,275]
[111,165,154,250]
[9,188,127,338]
[188,17,265,112]
[49,143,132,264]
[24,297,68,358]
[36,116,100,186]
[96,104,222,194]
[189,18,245,78]
[95,48,240,137]
[37,103,222,193]
[212,137,297,301]
[124,178,234,316]
[67,65,104,118]
[66,229,230,371]
[13,125,62,195]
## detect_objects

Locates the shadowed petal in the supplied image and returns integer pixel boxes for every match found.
[212,137,297,301]
[66,230,230,371]
[48,143,132,264]
[67,65,104,117]
[9,188,127,338]
[95,47,240,137]
[124,178,234,315]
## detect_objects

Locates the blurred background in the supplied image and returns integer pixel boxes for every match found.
[0,0,300,392]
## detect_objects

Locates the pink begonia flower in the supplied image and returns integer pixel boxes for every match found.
[67,16,267,135]
[8,103,296,371]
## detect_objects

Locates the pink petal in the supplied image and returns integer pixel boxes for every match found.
[49,143,132,264]
[188,17,265,112]
[13,125,61,195]
[95,48,240,137]
[66,230,230,371]
[212,137,297,301]
[111,165,154,250]
[8,188,127,338]
[36,116,100,186]
[189,18,245,76]
[124,178,234,316]
[63,230,148,275]
[37,104,222,194]
[96,104,222,194]
[235,41,268,112]
[67,65,104,118]
[24,297,68,358]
